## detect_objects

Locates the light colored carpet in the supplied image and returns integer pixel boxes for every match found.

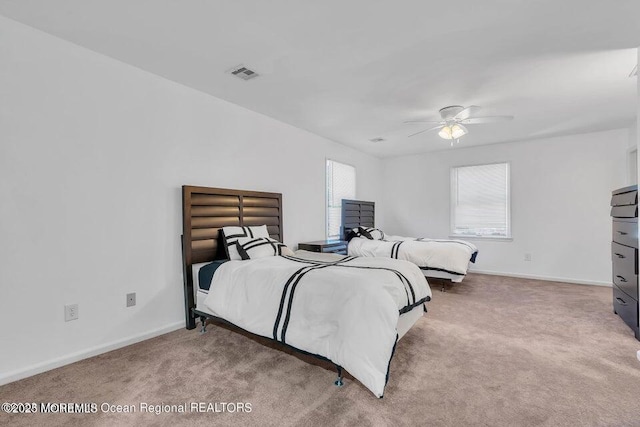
[2,273,640,427]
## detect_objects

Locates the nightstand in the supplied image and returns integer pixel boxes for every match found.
[298,240,348,255]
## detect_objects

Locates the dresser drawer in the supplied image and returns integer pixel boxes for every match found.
[611,189,638,207]
[612,242,638,299]
[323,246,347,255]
[611,205,638,218]
[612,220,638,248]
[613,285,639,331]
[318,243,348,254]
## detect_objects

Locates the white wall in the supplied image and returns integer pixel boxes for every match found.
[627,123,637,185]
[381,129,630,285]
[637,47,640,183]
[0,17,383,384]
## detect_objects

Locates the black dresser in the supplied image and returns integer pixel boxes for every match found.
[611,185,640,340]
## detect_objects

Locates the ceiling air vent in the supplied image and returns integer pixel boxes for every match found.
[229,65,259,81]
[369,137,385,143]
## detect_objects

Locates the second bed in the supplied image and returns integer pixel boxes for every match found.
[342,199,478,284]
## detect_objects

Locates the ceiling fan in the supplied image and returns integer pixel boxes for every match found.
[404,105,514,145]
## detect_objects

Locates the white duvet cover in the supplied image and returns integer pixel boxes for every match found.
[203,250,431,398]
[348,236,478,277]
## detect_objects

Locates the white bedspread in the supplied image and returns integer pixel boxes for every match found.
[203,250,431,397]
[349,236,478,277]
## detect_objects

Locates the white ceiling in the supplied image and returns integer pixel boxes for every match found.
[1,0,638,157]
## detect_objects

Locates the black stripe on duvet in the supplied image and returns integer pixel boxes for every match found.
[275,257,354,343]
[419,266,466,276]
[283,255,355,264]
[285,255,413,288]
[399,296,431,314]
[329,264,416,308]
[390,241,403,259]
[280,264,334,343]
[273,265,315,340]
[276,256,421,342]
[290,254,417,307]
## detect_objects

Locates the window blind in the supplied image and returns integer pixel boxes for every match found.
[326,160,356,239]
[451,163,510,238]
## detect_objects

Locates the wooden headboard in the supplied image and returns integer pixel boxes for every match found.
[181,185,283,328]
[341,199,375,239]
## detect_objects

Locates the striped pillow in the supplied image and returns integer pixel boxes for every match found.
[222,225,270,260]
[355,227,385,240]
[235,237,294,260]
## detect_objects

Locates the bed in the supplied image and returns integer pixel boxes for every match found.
[181,186,432,398]
[341,199,478,286]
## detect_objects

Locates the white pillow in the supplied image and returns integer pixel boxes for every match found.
[222,225,270,260]
[235,237,294,260]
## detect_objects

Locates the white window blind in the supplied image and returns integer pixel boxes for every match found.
[326,160,356,239]
[451,162,510,238]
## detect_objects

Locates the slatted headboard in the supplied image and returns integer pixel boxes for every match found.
[341,199,375,239]
[181,185,283,328]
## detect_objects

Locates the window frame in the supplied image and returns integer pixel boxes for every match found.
[449,161,512,241]
[325,158,356,240]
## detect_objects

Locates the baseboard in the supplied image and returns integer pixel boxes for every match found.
[0,320,185,386]
[468,269,611,287]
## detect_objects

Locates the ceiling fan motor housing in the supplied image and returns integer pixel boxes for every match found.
[439,105,465,121]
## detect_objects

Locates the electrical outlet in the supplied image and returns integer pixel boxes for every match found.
[524,253,532,262]
[126,293,136,307]
[65,304,78,321]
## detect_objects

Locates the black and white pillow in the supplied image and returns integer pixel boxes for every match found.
[222,225,270,260]
[366,227,385,240]
[351,227,371,239]
[235,237,294,260]
[344,228,361,242]
[354,227,385,240]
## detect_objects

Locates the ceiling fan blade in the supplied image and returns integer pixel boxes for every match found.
[459,115,514,124]
[403,120,443,124]
[454,105,481,121]
[407,125,442,137]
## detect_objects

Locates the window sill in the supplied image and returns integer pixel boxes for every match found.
[449,235,513,242]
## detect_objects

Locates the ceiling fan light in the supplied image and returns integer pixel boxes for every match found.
[438,126,453,140]
[451,124,468,139]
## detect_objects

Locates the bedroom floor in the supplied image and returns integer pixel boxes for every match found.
[2,273,640,427]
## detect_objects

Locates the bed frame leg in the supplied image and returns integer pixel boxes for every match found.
[334,365,344,387]
[441,282,446,292]
[200,316,207,334]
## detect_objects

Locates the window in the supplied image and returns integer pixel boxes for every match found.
[326,160,356,239]
[451,162,511,238]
